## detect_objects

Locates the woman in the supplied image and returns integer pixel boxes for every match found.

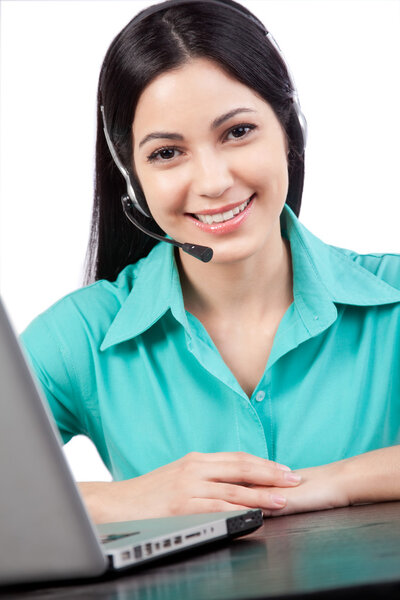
[21,0,400,523]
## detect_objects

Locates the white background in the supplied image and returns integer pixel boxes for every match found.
[1,0,399,482]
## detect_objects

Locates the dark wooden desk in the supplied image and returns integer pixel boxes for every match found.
[2,502,400,599]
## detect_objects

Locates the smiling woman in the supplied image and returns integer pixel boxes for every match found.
[18,0,400,524]
[91,0,305,283]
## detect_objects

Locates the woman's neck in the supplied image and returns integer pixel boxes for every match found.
[177,228,293,323]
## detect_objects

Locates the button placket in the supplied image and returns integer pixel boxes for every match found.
[251,370,273,458]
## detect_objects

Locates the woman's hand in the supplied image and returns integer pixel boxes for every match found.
[258,460,350,518]
[79,451,302,523]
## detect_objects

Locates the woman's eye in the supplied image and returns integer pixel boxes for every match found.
[146,147,181,163]
[146,124,256,163]
[225,124,256,140]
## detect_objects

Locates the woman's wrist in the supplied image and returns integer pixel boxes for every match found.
[77,481,117,524]
[305,459,351,511]
[330,458,355,508]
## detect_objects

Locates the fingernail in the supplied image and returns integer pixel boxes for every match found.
[271,494,287,507]
[275,463,291,472]
[284,472,302,483]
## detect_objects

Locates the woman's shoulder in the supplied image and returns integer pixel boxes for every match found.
[21,243,167,354]
[21,263,139,350]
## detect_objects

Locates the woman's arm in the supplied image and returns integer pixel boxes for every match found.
[344,445,400,505]
[78,446,400,523]
[260,445,400,517]
[77,451,302,523]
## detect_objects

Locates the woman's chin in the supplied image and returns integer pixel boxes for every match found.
[196,238,261,266]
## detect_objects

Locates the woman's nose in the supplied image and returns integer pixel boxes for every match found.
[191,151,234,198]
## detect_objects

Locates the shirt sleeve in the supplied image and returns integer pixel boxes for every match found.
[20,310,87,444]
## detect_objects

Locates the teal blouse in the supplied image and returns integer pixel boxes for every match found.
[20,205,400,480]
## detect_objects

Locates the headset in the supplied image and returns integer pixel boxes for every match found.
[100,0,307,263]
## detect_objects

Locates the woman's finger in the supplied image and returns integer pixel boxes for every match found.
[192,459,302,488]
[196,481,288,510]
[191,451,291,471]
[187,498,252,514]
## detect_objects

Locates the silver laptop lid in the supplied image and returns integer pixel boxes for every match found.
[0,297,107,586]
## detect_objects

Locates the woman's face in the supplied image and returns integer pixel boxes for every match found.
[132,57,289,264]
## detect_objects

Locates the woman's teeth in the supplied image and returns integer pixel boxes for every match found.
[194,197,252,224]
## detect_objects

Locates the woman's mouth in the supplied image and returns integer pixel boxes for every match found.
[194,196,252,224]
[186,194,256,235]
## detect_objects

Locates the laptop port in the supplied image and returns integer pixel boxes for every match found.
[121,550,131,560]
[163,539,171,548]
[185,531,201,539]
[145,543,152,555]
[134,546,142,559]
[174,536,182,544]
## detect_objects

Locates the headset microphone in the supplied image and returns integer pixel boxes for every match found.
[100,106,213,263]
[121,195,213,262]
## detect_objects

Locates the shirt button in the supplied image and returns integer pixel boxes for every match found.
[255,391,265,402]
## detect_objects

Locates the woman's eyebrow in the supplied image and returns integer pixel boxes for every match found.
[138,107,256,150]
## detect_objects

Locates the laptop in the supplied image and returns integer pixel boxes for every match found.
[0,297,262,586]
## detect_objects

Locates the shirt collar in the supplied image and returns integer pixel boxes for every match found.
[282,204,400,308]
[101,241,188,351]
[101,205,400,350]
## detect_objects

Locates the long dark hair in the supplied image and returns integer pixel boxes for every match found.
[85,0,305,283]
